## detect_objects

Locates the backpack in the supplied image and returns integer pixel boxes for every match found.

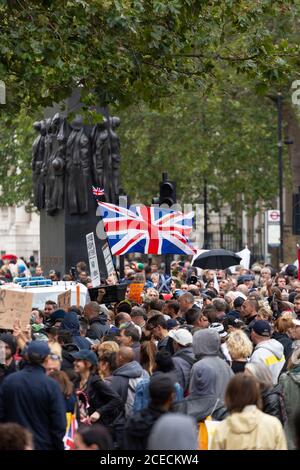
[125,376,144,417]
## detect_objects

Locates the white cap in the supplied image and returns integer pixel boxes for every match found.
[168,328,193,346]
[293,319,300,327]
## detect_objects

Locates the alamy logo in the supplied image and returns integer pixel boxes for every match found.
[291,80,300,105]
[0,81,5,104]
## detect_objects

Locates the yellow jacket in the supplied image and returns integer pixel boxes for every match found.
[211,406,287,450]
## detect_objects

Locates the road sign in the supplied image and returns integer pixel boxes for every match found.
[266,210,280,247]
[267,210,280,223]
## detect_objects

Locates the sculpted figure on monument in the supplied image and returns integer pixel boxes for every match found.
[66,116,90,214]
[110,116,121,204]
[32,119,46,210]
[91,120,109,193]
[44,113,63,215]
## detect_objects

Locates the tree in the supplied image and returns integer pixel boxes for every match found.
[0,0,298,117]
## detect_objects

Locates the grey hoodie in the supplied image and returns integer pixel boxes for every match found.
[147,413,198,450]
[191,329,233,399]
[111,361,148,404]
[250,339,285,384]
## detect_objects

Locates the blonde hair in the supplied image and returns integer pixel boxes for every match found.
[274,316,294,333]
[96,341,119,358]
[227,329,253,360]
[257,307,273,322]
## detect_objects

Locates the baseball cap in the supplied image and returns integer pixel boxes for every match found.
[234,296,245,308]
[72,349,99,366]
[168,328,193,346]
[209,322,228,338]
[26,341,51,359]
[252,320,271,337]
[166,319,179,331]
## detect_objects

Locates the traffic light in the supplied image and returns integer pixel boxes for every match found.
[159,172,176,207]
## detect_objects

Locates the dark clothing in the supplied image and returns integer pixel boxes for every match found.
[226,310,241,320]
[0,364,66,450]
[61,343,79,372]
[262,383,286,425]
[157,336,174,354]
[175,395,227,423]
[231,361,247,374]
[0,359,17,385]
[123,405,166,450]
[74,373,123,427]
[59,312,91,350]
[172,346,195,392]
[86,313,110,341]
[272,332,293,362]
[131,342,141,363]
[111,361,147,405]
[245,314,257,329]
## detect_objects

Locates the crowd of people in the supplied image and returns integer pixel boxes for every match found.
[1,257,300,451]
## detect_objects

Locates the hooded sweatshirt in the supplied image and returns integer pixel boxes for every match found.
[175,361,227,422]
[110,361,149,405]
[250,339,285,384]
[211,405,287,450]
[279,364,300,449]
[192,329,233,399]
[147,413,199,450]
[59,312,91,350]
[123,405,166,450]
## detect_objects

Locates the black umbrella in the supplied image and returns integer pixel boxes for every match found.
[192,249,242,269]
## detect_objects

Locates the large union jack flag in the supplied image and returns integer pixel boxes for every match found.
[97,202,195,255]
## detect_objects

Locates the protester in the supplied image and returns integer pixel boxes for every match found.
[44,300,58,318]
[83,302,110,340]
[211,374,287,450]
[169,329,194,392]
[279,348,300,449]
[176,361,227,422]
[146,315,173,353]
[0,342,66,450]
[245,362,286,424]
[272,316,294,361]
[147,413,198,450]
[118,324,141,362]
[250,320,285,384]
[0,423,34,450]
[98,351,118,384]
[0,333,17,384]
[140,341,157,375]
[74,424,113,450]
[110,347,148,416]
[73,349,123,428]
[59,312,91,350]
[123,375,175,450]
[192,329,233,399]
[226,329,253,373]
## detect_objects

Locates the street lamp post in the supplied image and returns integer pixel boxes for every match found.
[277,93,284,264]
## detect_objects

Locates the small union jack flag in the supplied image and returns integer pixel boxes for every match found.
[92,186,105,197]
[64,412,78,450]
[97,202,195,255]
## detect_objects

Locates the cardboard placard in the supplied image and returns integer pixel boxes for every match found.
[0,289,33,330]
[57,289,71,311]
[128,283,144,304]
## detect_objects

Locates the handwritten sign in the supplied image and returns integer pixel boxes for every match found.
[0,289,33,330]
[128,283,144,304]
[86,232,101,287]
[57,290,71,311]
